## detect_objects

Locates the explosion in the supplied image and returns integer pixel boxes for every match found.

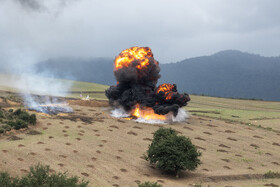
[106,46,190,122]
[115,47,154,70]
[156,83,175,100]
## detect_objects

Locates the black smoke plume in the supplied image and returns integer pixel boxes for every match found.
[105,47,190,117]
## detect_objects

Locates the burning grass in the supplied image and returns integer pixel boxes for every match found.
[25,95,73,115]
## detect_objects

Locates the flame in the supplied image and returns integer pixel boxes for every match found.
[156,83,175,100]
[131,104,166,121]
[114,47,154,70]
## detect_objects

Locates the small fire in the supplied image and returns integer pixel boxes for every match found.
[156,83,175,100]
[131,104,167,121]
[114,47,156,70]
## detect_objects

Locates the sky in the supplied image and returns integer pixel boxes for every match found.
[0,0,280,67]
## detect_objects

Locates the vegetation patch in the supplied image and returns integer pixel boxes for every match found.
[264,171,280,179]
[57,114,95,124]
[0,108,36,133]
[7,135,23,141]
[26,130,42,135]
[138,181,163,187]
[0,164,89,186]
[189,110,220,114]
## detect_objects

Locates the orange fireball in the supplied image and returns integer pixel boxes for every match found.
[114,47,155,70]
[156,83,175,100]
[131,103,167,121]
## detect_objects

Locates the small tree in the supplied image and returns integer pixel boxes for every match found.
[146,128,201,178]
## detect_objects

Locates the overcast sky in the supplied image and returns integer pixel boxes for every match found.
[0,0,280,66]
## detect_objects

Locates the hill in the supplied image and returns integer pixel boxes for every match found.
[35,57,115,86]
[159,50,280,101]
[34,50,280,101]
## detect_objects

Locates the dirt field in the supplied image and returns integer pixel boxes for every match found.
[1,96,280,187]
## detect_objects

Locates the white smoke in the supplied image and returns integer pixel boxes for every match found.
[0,49,73,113]
[170,108,188,122]
[111,107,130,118]
[110,108,188,124]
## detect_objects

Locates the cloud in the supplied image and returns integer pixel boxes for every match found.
[15,0,43,11]
[0,0,279,67]
[12,0,78,12]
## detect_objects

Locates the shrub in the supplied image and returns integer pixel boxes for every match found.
[15,109,36,125]
[264,171,280,179]
[0,128,4,134]
[29,114,37,125]
[0,164,89,187]
[2,125,11,131]
[7,114,13,120]
[0,111,4,119]
[138,181,163,187]
[18,111,30,122]
[0,172,13,186]
[146,128,201,177]
[7,120,28,130]
[13,109,22,116]
[1,107,37,130]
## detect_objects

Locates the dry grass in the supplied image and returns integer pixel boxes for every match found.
[0,97,280,187]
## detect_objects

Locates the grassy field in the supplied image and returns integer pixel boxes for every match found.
[1,73,280,130]
[1,96,280,187]
[187,95,280,132]
[1,75,280,186]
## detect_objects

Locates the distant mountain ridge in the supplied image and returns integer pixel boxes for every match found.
[34,50,280,101]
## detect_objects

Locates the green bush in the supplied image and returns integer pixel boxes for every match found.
[0,111,4,119]
[7,120,28,130]
[15,109,36,125]
[0,172,13,186]
[7,114,13,120]
[29,114,37,125]
[18,112,30,122]
[146,128,201,177]
[0,128,4,134]
[2,125,11,131]
[264,171,280,179]
[138,181,163,187]
[13,109,22,116]
[0,164,89,187]
[0,108,37,131]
